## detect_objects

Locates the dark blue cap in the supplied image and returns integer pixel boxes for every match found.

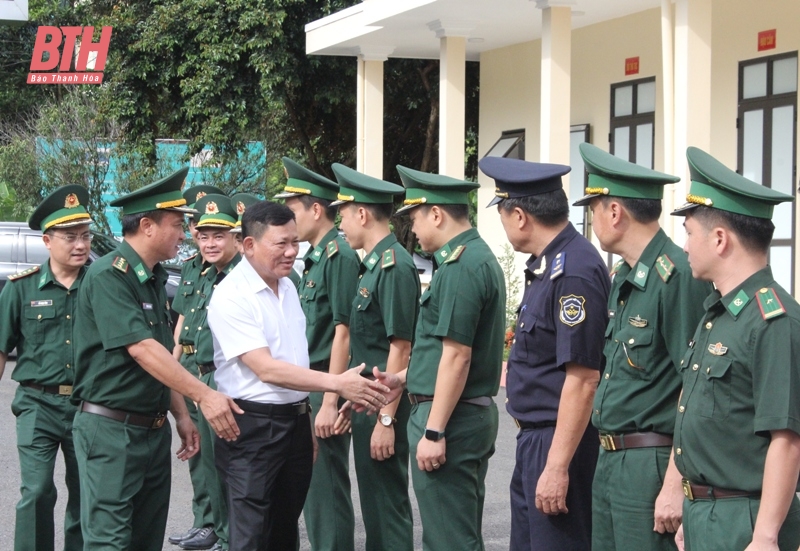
[479,157,570,207]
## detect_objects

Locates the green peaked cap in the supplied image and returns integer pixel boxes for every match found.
[195,194,237,230]
[395,165,478,214]
[572,143,680,206]
[110,167,196,216]
[183,184,225,221]
[229,193,261,234]
[330,163,404,206]
[28,184,94,231]
[274,157,338,201]
[671,147,794,219]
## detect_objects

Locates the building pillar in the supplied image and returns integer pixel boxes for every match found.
[356,47,393,177]
[660,0,676,231]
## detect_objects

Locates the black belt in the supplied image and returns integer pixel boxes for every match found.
[408,394,493,407]
[198,364,216,377]
[599,432,673,451]
[682,480,760,501]
[310,359,330,372]
[514,419,557,430]
[234,398,311,416]
[81,401,167,429]
[20,381,73,396]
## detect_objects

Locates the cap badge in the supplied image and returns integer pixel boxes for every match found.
[236,201,246,215]
[205,201,219,215]
[64,193,80,208]
[195,191,207,202]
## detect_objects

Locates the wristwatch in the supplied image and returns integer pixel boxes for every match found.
[379,413,396,427]
[424,428,446,441]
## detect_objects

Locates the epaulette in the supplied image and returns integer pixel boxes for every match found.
[550,252,565,280]
[7,265,40,281]
[184,253,198,262]
[112,256,129,273]
[381,249,396,269]
[609,259,624,277]
[443,245,466,264]
[326,240,340,258]
[756,287,786,320]
[655,254,675,283]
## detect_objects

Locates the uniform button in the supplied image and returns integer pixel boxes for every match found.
[527,281,531,286]
[66,364,71,369]
[595,409,600,415]
[149,321,154,326]
[520,322,525,328]
[304,270,309,275]
[357,305,362,310]
[185,326,189,331]
[37,314,42,320]
[196,290,200,294]
[614,339,618,343]
[65,340,70,344]
[680,359,684,366]
[706,367,710,374]
[213,285,217,289]
[678,405,685,413]
[512,338,516,345]
[191,308,195,312]
[67,291,71,295]
[604,373,610,380]
[628,338,634,344]
[692,364,699,371]
[198,327,203,331]
[619,300,624,305]
[705,322,712,329]
[676,448,682,455]
[504,397,509,404]
[359,275,363,279]
[66,315,71,320]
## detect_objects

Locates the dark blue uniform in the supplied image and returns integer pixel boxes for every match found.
[507,223,610,551]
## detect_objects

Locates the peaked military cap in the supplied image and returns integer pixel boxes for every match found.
[572,143,680,206]
[330,163,404,206]
[671,147,794,219]
[395,165,479,214]
[183,185,225,208]
[28,184,94,231]
[229,193,261,234]
[110,167,195,216]
[195,194,237,230]
[274,157,339,201]
[478,157,570,207]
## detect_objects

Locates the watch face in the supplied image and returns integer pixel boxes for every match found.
[380,414,392,426]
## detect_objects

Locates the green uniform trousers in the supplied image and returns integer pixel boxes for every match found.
[351,391,413,551]
[302,391,355,551]
[12,385,82,551]
[592,446,677,551]
[181,353,214,530]
[409,400,498,551]
[198,371,229,549]
[683,494,800,551]
[73,409,172,550]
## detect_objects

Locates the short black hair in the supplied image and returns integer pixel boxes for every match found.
[297,194,336,222]
[418,203,470,222]
[121,210,169,236]
[242,200,295,240]
[498,189,569,227]
[599,196,662,224]
[362,203,394,222]
[688,206,774,254]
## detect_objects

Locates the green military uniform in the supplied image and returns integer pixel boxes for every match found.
[188,193,242,551]
[671,147,800,551]
[398,166,506,551]
[573,144,714,551]
[0,185,93,551]
[71,168,195,550]
[275,158,360,551]
[332,163,420,551]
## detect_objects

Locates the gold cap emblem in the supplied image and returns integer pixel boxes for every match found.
[64,193,80,209]
[205,201,219,215]
[237,201,246,215]
[195,191,207,202]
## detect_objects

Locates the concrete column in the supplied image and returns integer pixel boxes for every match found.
[429,20,474,179]
[356,47,393,178]
[660,0,676,232]
[536,1,574,168]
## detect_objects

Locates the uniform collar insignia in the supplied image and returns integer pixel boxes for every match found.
[726,289,751,317]
[532,255,547,277]
[632,262,649,288]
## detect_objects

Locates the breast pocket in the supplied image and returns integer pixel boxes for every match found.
[515,311,538,360]
[614,326,655,380]
[352,291,374,334]
[698,358,731,419]
[23,305,56,344]
[417,290,433,334]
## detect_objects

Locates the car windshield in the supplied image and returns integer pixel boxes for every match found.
[90,231,120,257]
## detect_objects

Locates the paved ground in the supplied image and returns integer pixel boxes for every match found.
[0,363,517,550]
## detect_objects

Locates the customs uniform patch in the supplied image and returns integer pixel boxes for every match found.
[559,295,586,326]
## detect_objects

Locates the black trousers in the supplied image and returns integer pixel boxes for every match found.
[215,405,313,550]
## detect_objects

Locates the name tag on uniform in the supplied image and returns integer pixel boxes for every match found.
[30,300,53,307]
[142,303,154,310]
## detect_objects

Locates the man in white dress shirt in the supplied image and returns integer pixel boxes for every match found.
[207,200,392,550]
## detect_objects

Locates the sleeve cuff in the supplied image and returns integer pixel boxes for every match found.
[103,329,155,351]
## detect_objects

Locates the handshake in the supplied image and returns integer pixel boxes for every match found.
[324,365,405,436]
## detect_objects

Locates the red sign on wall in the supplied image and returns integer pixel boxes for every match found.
[625,57,640,76]
[758,29,776,51]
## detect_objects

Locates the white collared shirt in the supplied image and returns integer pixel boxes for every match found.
[208,257,309,404]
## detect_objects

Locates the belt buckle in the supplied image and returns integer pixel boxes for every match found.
[682,479,694,501]
[58,385,73,396]
[182,345,195,355]
[408,394,417,406]
[151,414,166,429]
[599,434,616,451]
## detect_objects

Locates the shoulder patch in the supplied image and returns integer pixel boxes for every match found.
[756,287,786,320]
[610,259,624,277]
[381,249,396,269]
[326,240,340,258]
[559,295,586,326]
[7,265,40,281]
[655,254,675,283]
[443,245,466,264]
[550,252,565,280]
[112,256,129,273]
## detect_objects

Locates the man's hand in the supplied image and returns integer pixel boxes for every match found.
[370,423,395,461]
[675,524,685,551]
[743,535,780,551]
[334,401,352,435]
[417,437,446,472]
[315,397,339,439]
[174,415,200,461]
[374,366,404,404]
[333,365,390,413]
[654,476,683,533]
[198,390,243,441]
[535,464,569,515]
